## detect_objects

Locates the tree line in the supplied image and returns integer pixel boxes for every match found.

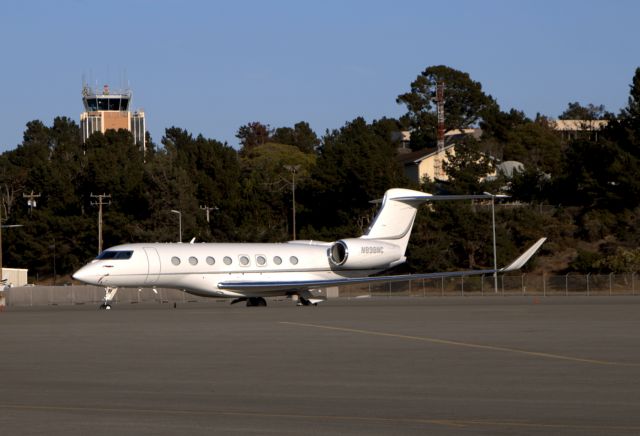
[2,65,640,282]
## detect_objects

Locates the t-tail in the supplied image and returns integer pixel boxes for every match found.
[327,188,496,271]
[328,189,435,270]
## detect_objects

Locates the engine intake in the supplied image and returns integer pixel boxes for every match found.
[328,238,402,269]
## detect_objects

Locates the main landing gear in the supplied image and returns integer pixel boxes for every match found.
[246,297,267,307]
[230,297,267,307]
[297,297,316,306]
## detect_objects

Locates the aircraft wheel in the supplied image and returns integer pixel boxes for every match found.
[99,303,112,310]
[299,297,312,306]
[247,297,267,307]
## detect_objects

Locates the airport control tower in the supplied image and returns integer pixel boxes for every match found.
[80,83,146,151]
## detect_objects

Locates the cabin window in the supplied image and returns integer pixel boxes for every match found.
[189,256,198,265]
[239,255,250,266]
[206,256,215,265]
[290,256,299,265]
[223,256,232,265]
[273,256,282,265]
[256,255,266,266]
[171,256,181,266]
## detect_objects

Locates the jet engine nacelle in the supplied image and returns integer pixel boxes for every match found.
[328,238,403,269]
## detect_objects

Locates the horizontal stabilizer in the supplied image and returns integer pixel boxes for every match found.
[395,194,494,202]
[370,193,496,204]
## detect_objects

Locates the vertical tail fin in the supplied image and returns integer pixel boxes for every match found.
[361,189,433,253]
[360,189,492,259]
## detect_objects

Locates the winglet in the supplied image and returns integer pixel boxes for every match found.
[500,238,547,272]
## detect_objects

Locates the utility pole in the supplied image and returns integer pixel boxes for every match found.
[200,205,218,223]
[91,193,111,254]
[284,165,301,240]
[170,210,182,242]
[435,81,445,180]
[23,191,41,216]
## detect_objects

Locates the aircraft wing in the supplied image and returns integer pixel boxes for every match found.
[217,238,546,293]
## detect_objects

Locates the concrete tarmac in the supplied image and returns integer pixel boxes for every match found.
[1,297,639,435]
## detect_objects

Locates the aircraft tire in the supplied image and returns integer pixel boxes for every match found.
[247,297,267,307]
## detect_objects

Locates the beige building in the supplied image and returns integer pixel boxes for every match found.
[398,144,457,183]
[395,128,482,184]
[550,119,608,141]
[80,84,146,151]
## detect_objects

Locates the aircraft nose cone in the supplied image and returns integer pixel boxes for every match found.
[72,267,89,283]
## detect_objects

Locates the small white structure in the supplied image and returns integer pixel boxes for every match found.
[496,161,524,178]
[2,268,29,287]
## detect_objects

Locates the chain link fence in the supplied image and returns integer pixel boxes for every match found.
[339,273,640,298]
[3,286,227,307]
[3,273,639,307]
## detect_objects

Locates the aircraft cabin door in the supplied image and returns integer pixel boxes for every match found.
[144,247,161,284]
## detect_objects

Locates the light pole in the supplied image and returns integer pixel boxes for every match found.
[284,165,301,240]
[483,192,500,294]
[171,210,182,242]
[49,239,56,286]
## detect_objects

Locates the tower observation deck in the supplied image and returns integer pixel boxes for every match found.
[80,84,146,151]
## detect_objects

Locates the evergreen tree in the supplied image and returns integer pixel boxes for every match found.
[303,117,407,239]
[271,121,320,154]
[397,65,497,150]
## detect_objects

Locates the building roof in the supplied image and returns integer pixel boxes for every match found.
[550,119,608,131]
[396,144,455,165]
[444,128,482,140]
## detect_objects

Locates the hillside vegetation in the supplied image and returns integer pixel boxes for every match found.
[2,66,640,281]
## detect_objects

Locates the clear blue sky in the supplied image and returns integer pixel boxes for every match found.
[1,0,639,152]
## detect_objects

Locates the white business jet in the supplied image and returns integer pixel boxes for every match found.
[72,188,546,309]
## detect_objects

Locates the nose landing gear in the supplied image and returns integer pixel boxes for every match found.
[99,287,118,310]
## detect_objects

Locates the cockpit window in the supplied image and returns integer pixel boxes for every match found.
[97,250,133,260]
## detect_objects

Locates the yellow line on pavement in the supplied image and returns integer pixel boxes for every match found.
[280,321,638,367]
